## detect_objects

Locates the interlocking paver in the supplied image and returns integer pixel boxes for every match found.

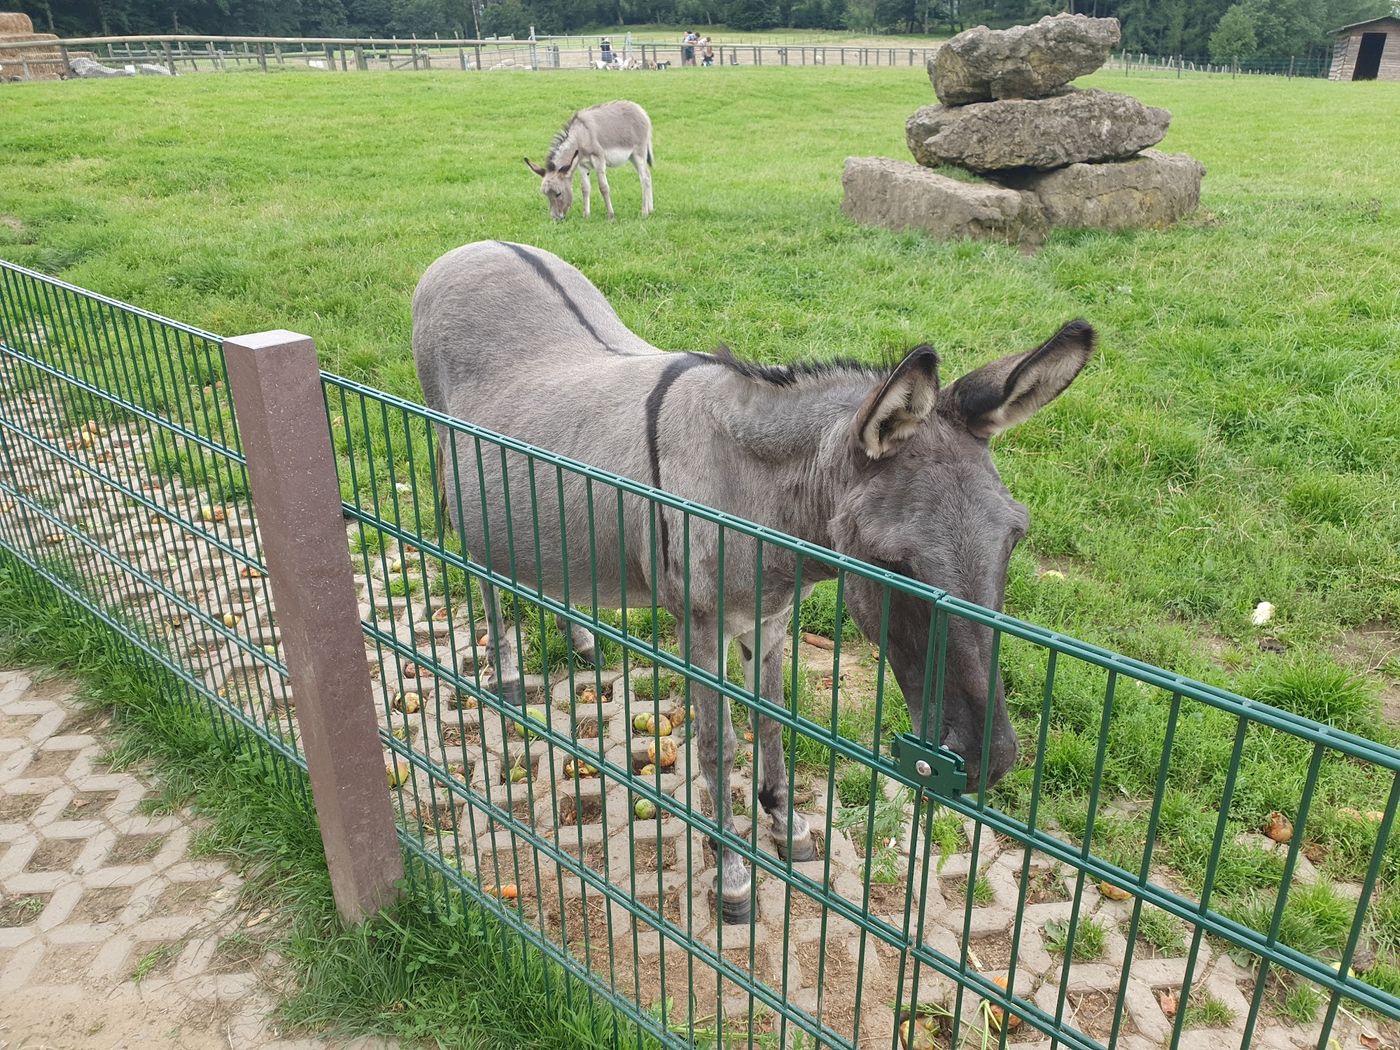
[0,668,392,1049]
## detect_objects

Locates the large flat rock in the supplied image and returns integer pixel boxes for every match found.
[906,88,1170,173]
[930,14,1121,105]
[996,149,1206,230]
[841,157,1045,246]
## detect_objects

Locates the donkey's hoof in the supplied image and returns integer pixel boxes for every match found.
[497,679,527,707]
[720,893,753,926]
[777,832,816,863]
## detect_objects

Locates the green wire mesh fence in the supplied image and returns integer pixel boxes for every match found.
[4,258,1400,1050]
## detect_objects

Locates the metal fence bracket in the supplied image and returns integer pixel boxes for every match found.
[891,734,967,798]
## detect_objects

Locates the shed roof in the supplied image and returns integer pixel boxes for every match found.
[1333,15,1400,34]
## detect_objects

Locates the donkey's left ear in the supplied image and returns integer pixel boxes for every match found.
[562,149,582,174]
[943,320,1095,440]
[852,345,940,459]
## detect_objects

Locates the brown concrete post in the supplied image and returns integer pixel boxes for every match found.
[222,330,403,924]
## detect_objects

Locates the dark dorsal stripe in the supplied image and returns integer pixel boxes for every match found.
[500,242,615,352]
[646,353,708,573]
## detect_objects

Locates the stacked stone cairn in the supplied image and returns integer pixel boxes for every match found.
[842,14,1205,247]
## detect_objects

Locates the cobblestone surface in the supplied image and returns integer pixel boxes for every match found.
[0,668,392,1049]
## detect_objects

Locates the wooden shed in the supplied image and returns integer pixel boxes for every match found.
[1329,16,1400,81]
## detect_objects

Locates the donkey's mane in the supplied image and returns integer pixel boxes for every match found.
[708,343,888,388]
[545,118,577,168]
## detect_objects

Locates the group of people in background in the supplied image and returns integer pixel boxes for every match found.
[680,30,715,66]
[597,30,715,69]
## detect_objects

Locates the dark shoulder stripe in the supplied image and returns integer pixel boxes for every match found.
[646,353,708,572]
[501,242,616,352]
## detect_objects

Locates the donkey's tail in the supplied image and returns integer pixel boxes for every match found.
[647,142,654,168]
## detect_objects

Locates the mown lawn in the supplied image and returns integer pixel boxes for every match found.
[3,62,1400,1033]
[4,65,1396,658]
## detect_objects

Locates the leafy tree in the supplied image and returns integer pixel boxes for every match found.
[1208,3,1256,61]
[480,0,531,34]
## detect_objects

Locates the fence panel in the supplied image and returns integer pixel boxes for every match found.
[0,263,304,784]
[4,260,1399,1050]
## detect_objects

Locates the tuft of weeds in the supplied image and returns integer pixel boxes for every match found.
[1181,992,1235,1029]
[1044,916,1106,961]
[1131,907,1188,956]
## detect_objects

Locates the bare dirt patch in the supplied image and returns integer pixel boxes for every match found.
[29,836,83,871]
[1067,988,1137,1040]
[107,832,165,865]
[69,885,133,924]
[0,893,47,926]
[0,790,45,823]
[1019,865,1072,904]
[796,937,860,1039]
[61,789,119,820]
[22,747,76,778]
[0,713,40,736]
[969,929,1015,970]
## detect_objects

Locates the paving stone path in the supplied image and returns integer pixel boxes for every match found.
[0,390,1389,1049]
[0,668,394,1050]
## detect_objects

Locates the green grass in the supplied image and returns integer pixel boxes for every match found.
[1181,991,1236,1029]
[1044,916,1107,960]
[0,556,657,1049]
[2,63,1399,1036]
[1131,907,1188,956]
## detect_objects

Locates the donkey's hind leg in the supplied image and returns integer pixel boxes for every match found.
[555,611,598,665]
[633,153,653,216]
[480,579,526,707]
[737,614,814,863]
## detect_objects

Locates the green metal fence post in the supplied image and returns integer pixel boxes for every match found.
[222,329,403,924]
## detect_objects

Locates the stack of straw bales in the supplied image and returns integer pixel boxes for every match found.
[0,12,67,81]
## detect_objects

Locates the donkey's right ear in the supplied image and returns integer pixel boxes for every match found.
[524,157,547,177]
[851,345,940,459]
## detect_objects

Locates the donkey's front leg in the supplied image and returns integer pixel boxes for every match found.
[738,615,814,863]
[480,580,526,707]
[555,610,597,665]
[580,169,592,218]
[690,620,752,924]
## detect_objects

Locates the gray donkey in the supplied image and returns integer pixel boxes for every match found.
[412,241,1094,924]
[525,100,654,221]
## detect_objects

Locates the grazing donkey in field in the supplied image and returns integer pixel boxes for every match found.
[412,241,1094,924]
[525,100,654,221]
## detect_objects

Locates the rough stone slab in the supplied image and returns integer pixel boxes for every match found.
[996,149,1205,230]
[841,156,1045,246]
[906,88,1170,172]
[930,14,1121,104]
[68,57,130,79]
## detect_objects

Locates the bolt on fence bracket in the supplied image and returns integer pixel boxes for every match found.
[892,734,967,798]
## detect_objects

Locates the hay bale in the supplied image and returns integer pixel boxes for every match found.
[0,11,35,34]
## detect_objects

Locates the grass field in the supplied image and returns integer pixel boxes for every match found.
[3,63,1400,1039]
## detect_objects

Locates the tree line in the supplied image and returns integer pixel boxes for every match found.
[14,0,1397,62]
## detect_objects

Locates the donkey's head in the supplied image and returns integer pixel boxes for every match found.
[830,321,1096,790]
[524,151,580,221]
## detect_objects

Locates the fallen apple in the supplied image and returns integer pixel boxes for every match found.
[1265,811,1293,844]
[648,737,678,769]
